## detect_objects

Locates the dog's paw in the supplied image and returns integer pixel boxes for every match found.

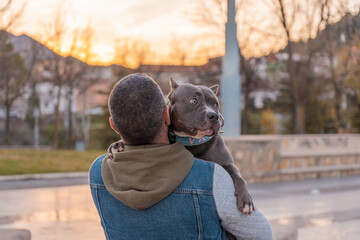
[107,140,125,159]
[235,190,255,215]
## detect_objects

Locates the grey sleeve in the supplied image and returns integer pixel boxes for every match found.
[213,164,273,240]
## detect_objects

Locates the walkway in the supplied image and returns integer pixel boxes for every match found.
[1,176,360,239]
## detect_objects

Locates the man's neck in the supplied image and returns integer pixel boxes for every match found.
[150,125,170,145]
[122,136,170,145]
[149,137,170,145]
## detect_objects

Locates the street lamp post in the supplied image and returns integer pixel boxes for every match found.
[220,0,241,136]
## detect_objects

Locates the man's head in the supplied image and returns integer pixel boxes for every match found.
[108,73,169,145]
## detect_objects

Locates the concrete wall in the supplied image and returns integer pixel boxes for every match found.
[224,134,360,182]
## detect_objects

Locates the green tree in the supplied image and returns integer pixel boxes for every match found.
[259,108,278,134]
[0,31,26,144]
[341,37,360,132]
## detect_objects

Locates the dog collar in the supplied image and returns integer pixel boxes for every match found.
[174,135,213,146]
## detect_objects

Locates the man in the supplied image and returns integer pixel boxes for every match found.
[89,73,273,239]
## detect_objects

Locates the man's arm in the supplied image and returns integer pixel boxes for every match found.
[213,164,273,240]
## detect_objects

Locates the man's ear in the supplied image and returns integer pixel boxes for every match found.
[109,117,120,134]
[210,85,219,95]
[164,106,171,126]
[169,77,179,91]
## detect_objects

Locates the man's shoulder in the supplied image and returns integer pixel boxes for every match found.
[193,159,231,183]
[191,159,233,192]
[192,158,216,174]
[176,158,216,191]
[89,154,107,187]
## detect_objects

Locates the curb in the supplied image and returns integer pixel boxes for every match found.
[0,172,88,182]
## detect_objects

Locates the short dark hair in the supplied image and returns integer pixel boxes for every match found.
[108,73,165,145]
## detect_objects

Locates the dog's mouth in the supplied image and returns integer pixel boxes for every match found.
[171,113,221,138]
[195,123,220,138]
[173,125,219,139]
[196,128,214,136]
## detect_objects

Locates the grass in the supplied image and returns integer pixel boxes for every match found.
[0,149,105,176]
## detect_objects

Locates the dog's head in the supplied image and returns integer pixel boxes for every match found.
[167,77,224,138]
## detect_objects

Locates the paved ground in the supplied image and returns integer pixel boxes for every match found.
[1,175,360,240]
[253,177,360,240]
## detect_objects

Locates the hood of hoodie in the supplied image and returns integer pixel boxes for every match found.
[101,142,194,210]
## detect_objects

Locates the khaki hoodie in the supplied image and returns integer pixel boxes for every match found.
[101,142,194,210]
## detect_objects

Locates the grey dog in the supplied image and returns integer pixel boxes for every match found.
[167,78,254,214]
[108,77,254,215]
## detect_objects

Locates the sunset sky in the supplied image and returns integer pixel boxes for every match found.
[8,0,222,65]
[5,0,357,66]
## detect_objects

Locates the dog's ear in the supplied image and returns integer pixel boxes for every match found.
[169,77,179,91]
[210,85,219,95]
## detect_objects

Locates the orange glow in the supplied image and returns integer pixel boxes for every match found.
[8,0,356,65]
[89,44,114,65]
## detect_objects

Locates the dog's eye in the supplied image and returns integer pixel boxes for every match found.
[215,102,219,107]
[189,98,197,104]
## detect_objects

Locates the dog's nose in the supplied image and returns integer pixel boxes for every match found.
[207,112,219,123]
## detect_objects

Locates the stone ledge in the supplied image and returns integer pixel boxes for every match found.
[0,229,31,240]
[280,164,360,175]
[224,134,360,182]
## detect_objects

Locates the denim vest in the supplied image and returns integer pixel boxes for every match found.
[89,155,227,240]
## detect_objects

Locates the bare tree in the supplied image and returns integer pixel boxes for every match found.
[134,38,151,68]
[23,32,44,119]
[114,37,152,69]
[63,24,96,149]
[40,1,73,148]
[0,0,26,31]
[169,35,189,65]
[265,0,305,133]
[262,0,341,133]
[329,6,360,131]
[297,0,335,133]
[113,37,133,68]
[42,20,96,149]
[72,23,96,148]
[189,0,235,33]
[342,36,360,132]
